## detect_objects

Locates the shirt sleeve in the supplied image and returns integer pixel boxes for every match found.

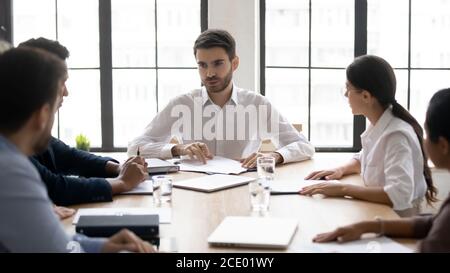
[0,156,110,253]
[50,138,118,178]
[264,99,315,163]
[353,150,362,162]
[127,98,181,159]
[0,161,72,252]
[411,215,434,238]
[30,156,113,206]
[72,234,107,253]
[382,133,416,211]
[418,198,450,252]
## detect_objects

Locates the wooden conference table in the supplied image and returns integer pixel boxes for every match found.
[62,153,418,252]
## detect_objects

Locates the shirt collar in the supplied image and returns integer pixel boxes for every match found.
[201,83,239,106]
[361,105,394,143]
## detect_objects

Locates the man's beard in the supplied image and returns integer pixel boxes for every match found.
[204,68,233,93]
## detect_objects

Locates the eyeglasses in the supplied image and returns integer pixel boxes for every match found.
[341,86,361,97]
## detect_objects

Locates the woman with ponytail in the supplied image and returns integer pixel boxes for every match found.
[302,55,437,217]
[312,88,450,252]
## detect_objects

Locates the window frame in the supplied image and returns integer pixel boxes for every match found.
[3,0,207,152]
[261,0,450,152]
[0,0,12,42]
[260,0,367,152]
[5,0,448,152]
[96,0,209,152]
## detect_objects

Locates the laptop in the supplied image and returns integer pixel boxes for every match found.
[208,216,298,249]
[146,158,180,174]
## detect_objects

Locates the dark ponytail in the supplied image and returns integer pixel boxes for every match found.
[391,101,437,204]
[347,55,437,205]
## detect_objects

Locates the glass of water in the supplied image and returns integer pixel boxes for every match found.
[257,156,275,181]
[152,175,173,206]
[249,179,271,215]
[249,156,275,215]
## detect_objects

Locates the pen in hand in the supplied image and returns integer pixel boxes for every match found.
[136,147,149,174]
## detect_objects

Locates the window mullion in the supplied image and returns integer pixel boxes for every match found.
[353,0,368,151]
[99,0,114,150]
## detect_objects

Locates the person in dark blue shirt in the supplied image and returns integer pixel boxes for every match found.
[20,38,148,207]
[0,47,154,253]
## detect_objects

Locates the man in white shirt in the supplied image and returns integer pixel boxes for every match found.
[128,29,314,168]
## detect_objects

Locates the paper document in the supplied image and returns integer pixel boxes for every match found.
[312,237,413,253]
[173,174,255,192]
[270,179,340,194]
[177,156,248,175]
[146,158,179,174]
[119,180,153,195]
[72,207,171,224]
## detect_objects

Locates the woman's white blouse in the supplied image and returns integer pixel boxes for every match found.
[353,107,427,212]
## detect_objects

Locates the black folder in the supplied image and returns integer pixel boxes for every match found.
[76,214,159,240]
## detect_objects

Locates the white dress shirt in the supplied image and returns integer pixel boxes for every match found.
[353,106,427,214]
[128,84,314,163]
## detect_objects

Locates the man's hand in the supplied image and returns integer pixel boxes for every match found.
[53,204,76,220]
[240,152,283,168]
[105,156,147,177]
[122,156,147,169]
[109,159,148,194]
[102,229,156,253]
[171,142,213,164]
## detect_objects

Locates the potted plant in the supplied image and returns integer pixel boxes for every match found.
[75,134,90,152]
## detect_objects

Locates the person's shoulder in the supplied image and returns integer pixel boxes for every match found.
[47,136,67,149]
[163,88,202,107]
[441,193,450,209]
[385,117,418,141]
[235,87,270,105]
[0,139,38,175]
[383,121,421,152]
[0,151,44,195]
[432,194,450,230]
[0,147,30,169]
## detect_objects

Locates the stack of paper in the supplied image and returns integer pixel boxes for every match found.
[312,237,413,253]
[177,156,248,175]
[173,174,255,192]
[119,180,153,195]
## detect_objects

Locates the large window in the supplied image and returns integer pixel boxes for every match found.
[14,0,102,146]
[368,0,450,128]
[111,0,201,147]
[12,0,205,150]
[263,0,450,151]
[7,0,450,151]
[264,0,355,149]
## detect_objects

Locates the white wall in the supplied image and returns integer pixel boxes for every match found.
[208,0,260,92]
